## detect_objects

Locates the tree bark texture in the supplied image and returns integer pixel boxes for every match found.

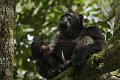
[0,0,15,80]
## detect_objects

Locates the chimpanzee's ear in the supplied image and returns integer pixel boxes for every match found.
[78,14,83,20]
[78,14,83,26]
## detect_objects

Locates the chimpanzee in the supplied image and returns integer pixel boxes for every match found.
[49,12,105,67]
[30,12,106,79]
[30,38,70,79]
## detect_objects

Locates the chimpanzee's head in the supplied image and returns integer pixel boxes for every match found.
[31,41,43,60]
[58,12,83,36]
[30,38,50,60]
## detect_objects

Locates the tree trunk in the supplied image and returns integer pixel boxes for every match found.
[52,1,120,80]
[0,0,15,80]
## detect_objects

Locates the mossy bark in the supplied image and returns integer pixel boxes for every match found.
[0,0,15,80]
[52,1,120,80]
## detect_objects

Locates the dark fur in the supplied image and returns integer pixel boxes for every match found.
[31,38,70,79]
[49,12,105,67]
[30,12,106,79]
[31,38,61,79]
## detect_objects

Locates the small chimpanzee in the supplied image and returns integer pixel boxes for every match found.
[30,38,70,79]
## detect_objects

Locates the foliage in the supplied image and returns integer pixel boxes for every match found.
[14,0,115,80]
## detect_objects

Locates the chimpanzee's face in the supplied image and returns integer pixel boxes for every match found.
[58,12,83,36]
[31,42,43,60]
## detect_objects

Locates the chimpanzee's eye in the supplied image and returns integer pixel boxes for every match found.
[60,18,64,21]
[68,13,72,17]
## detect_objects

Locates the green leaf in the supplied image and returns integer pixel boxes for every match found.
[97,21,111,29]
[106,32,112,41]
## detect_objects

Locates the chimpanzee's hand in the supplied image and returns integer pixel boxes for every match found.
[47,67,61,78]
[57,60,71,71]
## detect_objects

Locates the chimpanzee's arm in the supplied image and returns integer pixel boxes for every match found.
[72,26,106,67]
